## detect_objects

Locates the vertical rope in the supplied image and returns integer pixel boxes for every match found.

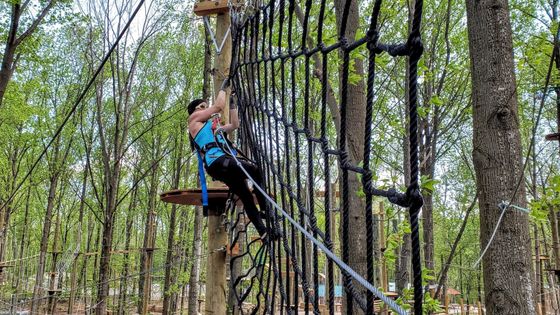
[407,0,425,313]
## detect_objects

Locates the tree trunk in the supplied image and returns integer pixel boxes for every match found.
[97,210,116,314]
[188,206,204,315]
[69,159,89,314]
[138,168,159,315]
[534,225,546,315]
[466,0,536,313]
[47,213,61,314]
[550,205,560,269]
[203,23,213,102]
[435,197,477,299]
[333,0,369,313]
[163,134,185,315]
[117,182,138,315]
[30,171,60,314]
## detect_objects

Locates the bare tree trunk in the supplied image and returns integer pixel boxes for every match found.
[203,24,213,102]
[550,204,560,269]
[117,181,138,315]
[435,197,477,299]
[30,168,60,313]
[396,133,412,294]
[138,168,159,314]
[69,158,89,314]
[47,214,61,313]
[163,134,185,315]
[534,225,546,315]
[188,206,204,315]
[466,0,536,313]
[97,209,116,314]
[333,1,370,313]
[178,208,189,314]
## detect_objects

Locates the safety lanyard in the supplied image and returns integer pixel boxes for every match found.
[196,150,209,213]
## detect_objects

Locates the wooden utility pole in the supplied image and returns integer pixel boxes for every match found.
[206,6,231,314]
[160,2,233,315]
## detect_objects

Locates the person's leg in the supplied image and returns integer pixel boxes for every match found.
[237,159,282,240]
[206,156,267,236]
[237,159,269,214]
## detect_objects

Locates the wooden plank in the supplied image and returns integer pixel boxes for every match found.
[193,0,239,16]
[160,187,230,206]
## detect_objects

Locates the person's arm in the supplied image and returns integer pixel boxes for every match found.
[220,106,239,134]
[188,90,227,123]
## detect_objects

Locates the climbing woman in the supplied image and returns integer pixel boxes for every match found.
[187,84,277,242]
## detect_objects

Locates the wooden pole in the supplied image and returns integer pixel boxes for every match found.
[206,9,231,315]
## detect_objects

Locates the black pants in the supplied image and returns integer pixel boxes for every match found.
[206,155,268,235]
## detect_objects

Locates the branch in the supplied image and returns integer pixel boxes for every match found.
[294,2,341,132]
[434,196,477,299]
[15,0,56,46]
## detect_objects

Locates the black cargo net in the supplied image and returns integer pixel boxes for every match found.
[224,0,424,313]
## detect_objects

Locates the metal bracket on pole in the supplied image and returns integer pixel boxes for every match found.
[203,16,231,55]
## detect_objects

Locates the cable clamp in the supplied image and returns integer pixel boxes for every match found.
[498,200,530,214]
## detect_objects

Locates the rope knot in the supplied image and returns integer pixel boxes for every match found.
[406,186,423,216]
[361,170,373,191]
[387,188,410,207]
[407,33,424,60]
[366,30,379,51]
[340,37,350,50]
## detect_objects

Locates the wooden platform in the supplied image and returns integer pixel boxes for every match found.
[160,188,231,206]
[160,187,261,207]
[193,0,239,16]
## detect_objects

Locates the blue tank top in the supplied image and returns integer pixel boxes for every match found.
[193,119,235,166]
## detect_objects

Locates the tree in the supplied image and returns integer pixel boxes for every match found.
[0,0,56,107]
[466,0,536,313]
[332,1,369,313]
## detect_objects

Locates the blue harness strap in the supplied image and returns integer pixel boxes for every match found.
[196,150,209,213]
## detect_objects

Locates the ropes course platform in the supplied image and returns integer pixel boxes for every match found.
[160,188,259,207]
[193,0,239,16]
[160,187,230,206]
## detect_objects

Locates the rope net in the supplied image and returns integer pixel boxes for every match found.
[226,0,424,313]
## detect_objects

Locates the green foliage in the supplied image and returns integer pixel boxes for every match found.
[420,175,440,194]
[384,218,411,265]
